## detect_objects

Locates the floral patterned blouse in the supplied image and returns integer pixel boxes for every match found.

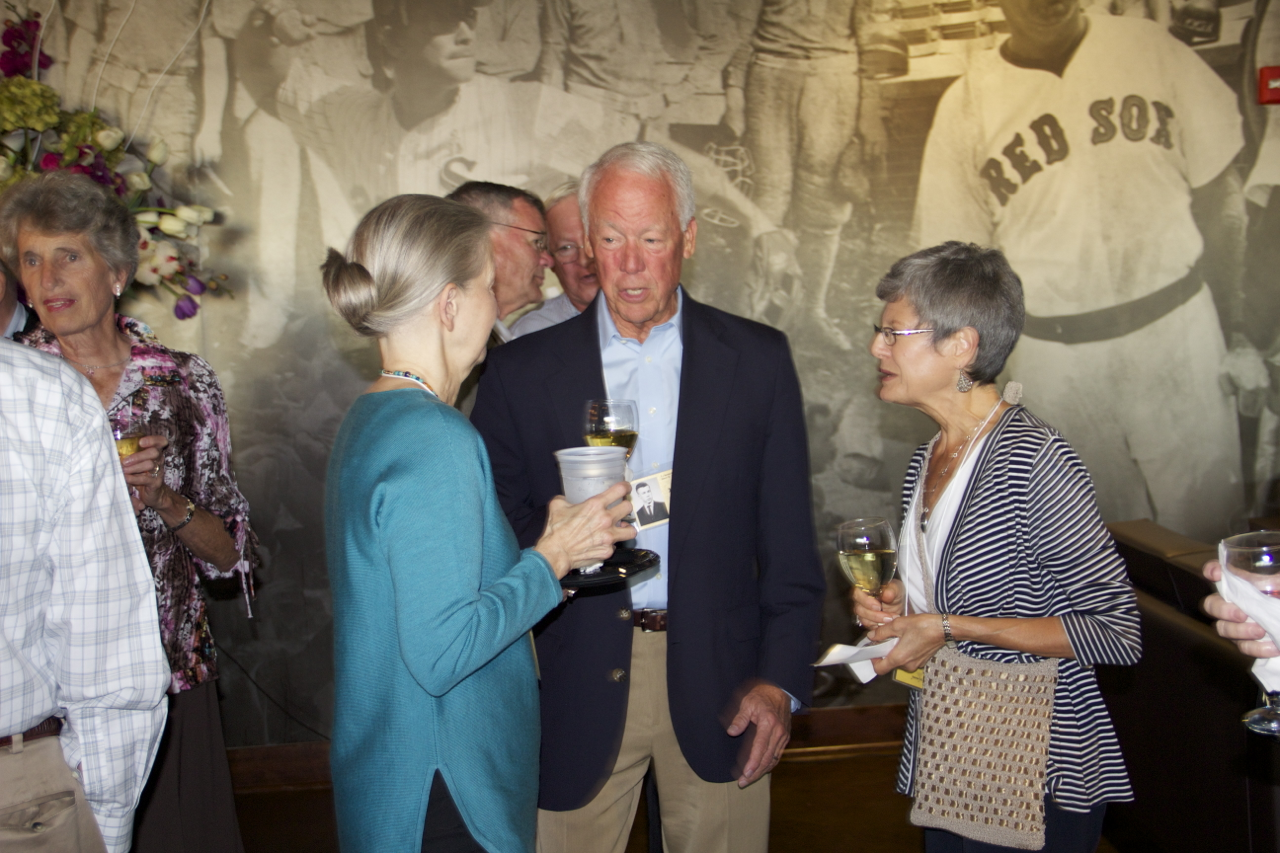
[20,315,259,693]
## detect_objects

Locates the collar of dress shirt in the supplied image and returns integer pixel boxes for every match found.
[595,286,684,352]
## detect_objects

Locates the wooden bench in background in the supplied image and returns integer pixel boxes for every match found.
[1100,520,1280,853]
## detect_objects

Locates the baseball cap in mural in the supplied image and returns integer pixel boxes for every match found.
[372,0,487,33]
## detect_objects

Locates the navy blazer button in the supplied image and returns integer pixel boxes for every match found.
[618,608,631,620]
[610,668,627,683]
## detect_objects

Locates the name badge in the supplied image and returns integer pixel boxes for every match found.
[893,666,926,690]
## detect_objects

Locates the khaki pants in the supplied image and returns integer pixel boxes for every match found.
[536,630,771,853]
[0,735,107,852]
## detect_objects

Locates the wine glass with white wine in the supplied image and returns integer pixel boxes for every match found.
[837,518,898,603]
[584,399,639,459]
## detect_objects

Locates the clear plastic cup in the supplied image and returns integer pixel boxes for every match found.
[554,446,628,504]
[554,447,628,574]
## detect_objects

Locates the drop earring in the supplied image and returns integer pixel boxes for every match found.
[956,371,974,393]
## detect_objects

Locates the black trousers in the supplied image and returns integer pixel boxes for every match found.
[422,771,486,853]
[923,801,1107,853]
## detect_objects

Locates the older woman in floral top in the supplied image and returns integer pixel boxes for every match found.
[5,170,258,853]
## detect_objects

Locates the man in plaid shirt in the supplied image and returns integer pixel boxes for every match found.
[0,340,169,853]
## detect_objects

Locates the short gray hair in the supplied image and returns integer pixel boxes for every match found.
[579,142,695,237]
[0,171,139,282]
[544,180,579,210]
[445,181,545,221]
[322,195,492,337]
[875,242,1025,384]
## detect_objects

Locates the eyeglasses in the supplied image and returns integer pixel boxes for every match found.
[873,324,934,346]
[553,242,583,263]
[491,221,548,254]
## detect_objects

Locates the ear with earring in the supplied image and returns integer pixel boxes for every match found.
[957,370,974,393]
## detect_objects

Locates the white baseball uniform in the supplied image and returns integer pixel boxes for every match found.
[914,15,1245,540]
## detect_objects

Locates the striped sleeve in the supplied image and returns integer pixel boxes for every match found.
[1027,436,1142,667]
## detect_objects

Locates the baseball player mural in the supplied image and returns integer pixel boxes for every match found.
[913,0,1261,541]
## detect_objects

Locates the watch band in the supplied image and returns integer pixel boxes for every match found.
[167,497,196,532]
[941,613,958,649]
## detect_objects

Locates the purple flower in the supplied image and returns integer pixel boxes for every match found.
[184,275,207,295]
[0,50,24,77]
[1,28,23,50]
[0,13,52,77]
[173,295,199,320]
[38,152,60,171]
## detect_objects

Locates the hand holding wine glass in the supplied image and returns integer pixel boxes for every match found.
[1219,531,1280,737]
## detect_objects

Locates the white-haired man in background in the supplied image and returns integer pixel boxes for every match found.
[512,181,600,337]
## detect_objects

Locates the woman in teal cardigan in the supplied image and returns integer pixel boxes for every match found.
[322,195,634,852]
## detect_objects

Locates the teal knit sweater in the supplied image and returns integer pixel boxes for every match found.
[325,389,561,852]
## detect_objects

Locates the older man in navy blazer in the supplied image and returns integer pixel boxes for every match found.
[471,142,824,853]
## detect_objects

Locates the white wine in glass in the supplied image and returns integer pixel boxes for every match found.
[584,399,639,459]
[112,412,142,461]
[837,517,898,598]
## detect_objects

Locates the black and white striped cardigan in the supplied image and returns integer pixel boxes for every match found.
[895,405,1142,812]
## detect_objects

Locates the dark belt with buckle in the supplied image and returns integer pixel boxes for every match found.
[633,609,668,632]
[1,716,62,749]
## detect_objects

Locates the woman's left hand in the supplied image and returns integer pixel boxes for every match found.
[121,434,171,514]
[866,612,946,675]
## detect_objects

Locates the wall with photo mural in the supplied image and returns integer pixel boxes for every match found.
[24,0,1278,744]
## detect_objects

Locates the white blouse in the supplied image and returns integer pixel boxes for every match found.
[898,434,989,616]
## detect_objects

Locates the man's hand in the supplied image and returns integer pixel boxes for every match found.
[723,85,746,138]
[725,682,791,787]
[1219,333,1270,417]
[1203,560,1280,657]
[859,112,888,162]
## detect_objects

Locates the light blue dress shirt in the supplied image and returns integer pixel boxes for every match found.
[596,289,683,611]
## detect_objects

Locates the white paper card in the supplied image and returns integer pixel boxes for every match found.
[814,638,898,683]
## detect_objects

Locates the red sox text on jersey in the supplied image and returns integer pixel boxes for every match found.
[981,96,1177,205]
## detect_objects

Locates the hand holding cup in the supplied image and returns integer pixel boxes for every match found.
[535,481,635,579]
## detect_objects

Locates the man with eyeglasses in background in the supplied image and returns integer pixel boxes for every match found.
[512,181,600,338]
[448,181,555,413]
[448,181,555,344]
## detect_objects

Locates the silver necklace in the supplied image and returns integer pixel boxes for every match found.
[920,398,1003,530]
[64,352,131,376]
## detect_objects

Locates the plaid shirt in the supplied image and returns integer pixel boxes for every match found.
[0,340,170,853]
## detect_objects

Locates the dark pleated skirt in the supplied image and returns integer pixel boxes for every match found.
[131,681,244,853]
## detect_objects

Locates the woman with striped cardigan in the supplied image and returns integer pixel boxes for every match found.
[855,242,1141,853]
